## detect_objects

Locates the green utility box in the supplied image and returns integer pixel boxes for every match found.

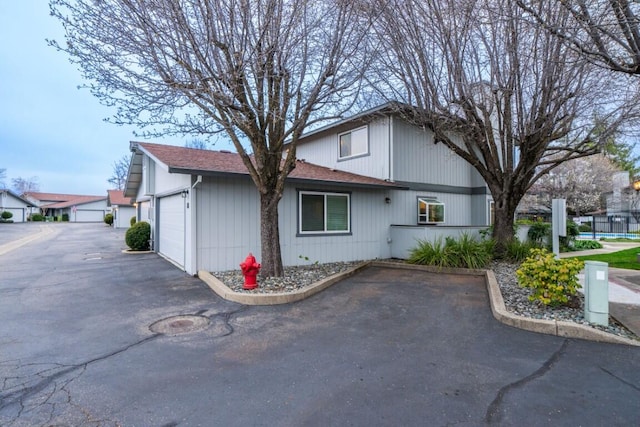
[584,261,609,326]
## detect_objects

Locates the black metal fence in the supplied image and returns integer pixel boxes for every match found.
[579,212,640,237]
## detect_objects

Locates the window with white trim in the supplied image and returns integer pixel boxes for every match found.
[338,126,368,160]
[418,198,445,224]
[299,191,350,234]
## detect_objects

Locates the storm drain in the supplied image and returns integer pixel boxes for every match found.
[149,315,210,335]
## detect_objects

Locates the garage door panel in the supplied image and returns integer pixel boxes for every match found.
[159,194,185,267]
[75,210,104,222]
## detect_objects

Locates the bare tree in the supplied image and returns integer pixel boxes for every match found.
[0,168,6,189]
[12,177,40,195]
[518,0,640,75]
[184,139,208,150]
[527,155,619,216]
[369,0,639,253]
[108,155,131,191]
[50,0,369,276]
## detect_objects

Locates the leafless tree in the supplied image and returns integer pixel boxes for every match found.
[50,0,369,276]
[369,0,639,253]
[0,168,6,189]
[12,177,40,195]
[526,155,619,216]
[184,139,208,150]
[518,0,640,75]
[108,155,131,191]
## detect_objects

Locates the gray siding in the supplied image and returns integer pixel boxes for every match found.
[392,119,477,186]
[386,189,473,226]
[195,176,393,272]
[278,184,392,267]
[295,116,391,180]
[196,176,261,272]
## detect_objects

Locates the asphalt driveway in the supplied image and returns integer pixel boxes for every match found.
[0,223,639,426]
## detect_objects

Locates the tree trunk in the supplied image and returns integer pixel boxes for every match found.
[492,196,517,258]
[259,192,284,277]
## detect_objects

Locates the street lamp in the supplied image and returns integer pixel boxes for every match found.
[633,180,640,192]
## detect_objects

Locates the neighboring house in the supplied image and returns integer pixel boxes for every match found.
[124,104,493,274]
[0,189,36,222]
[24,192,108,222]
[107,189,135,229]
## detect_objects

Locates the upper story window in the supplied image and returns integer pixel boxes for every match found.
[418,197,445,224]
[299,191,350,235]
[338,126,368,160]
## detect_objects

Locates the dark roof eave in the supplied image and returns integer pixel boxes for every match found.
[285,177,407,190]
[167,167,406,190]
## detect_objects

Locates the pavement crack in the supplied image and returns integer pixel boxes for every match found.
[0,334,159,416]
[484,339,569,424]
[600,366,640,392]
[214,305,249,337]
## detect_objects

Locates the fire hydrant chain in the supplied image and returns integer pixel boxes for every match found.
[240,253,261,290]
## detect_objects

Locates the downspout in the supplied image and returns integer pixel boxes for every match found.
[188,175,202,275]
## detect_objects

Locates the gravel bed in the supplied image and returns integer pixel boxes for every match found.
[212,261,364,293]
[212,260,639,342]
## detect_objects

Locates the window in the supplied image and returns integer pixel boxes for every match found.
[418,198,445,224]
[338,126,368,159]
[299,191,350,234]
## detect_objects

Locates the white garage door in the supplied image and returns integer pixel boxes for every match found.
[74,210,105,222]
[158,194,185,268]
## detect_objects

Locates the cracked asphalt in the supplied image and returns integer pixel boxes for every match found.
[1,223,639,426]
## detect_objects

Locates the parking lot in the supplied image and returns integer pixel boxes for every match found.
[1,223,639,426]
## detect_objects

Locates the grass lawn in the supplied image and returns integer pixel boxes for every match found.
[571,247,640,270]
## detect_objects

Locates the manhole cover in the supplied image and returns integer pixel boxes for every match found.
[149,315,210,335]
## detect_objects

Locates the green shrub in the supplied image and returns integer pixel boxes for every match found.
[504,239,539,262]
[125,221,151,251]
[527,221,551,246]
[30,213,45,222]
[570,240,603,251]
[516,248,584,306]
[408,234,492,269]
[130,216,137,227]
[0,211,14,223]
[1,211,13,223]
[578,223,591,232]
[560,221,580,251]
[61,213,69,222]
[104,213,114,226]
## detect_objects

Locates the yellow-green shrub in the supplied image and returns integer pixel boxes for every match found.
[516,248,584,306]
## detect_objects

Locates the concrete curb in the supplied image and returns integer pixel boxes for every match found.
[484,270,640,347]
[198,261,371,305]
[199,260,640,346]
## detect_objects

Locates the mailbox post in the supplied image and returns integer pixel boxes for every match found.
[584,261,609,326]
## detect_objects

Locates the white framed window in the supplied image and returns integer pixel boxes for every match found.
[299,191,350,234]
[338,126,368,160]
[418,198,445,224]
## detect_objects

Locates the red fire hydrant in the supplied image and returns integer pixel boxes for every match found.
[240,253,261,290]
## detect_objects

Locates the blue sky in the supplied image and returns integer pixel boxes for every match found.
[0,2,208,195]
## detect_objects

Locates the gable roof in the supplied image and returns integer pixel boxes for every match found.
[107,189,133,207]
[44,195,107,209]
[125,141,405,197]
[0,189,37,207]
[24,192,107,208]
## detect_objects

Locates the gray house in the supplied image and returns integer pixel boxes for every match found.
[0,189,36,222]
[124,105,492,274]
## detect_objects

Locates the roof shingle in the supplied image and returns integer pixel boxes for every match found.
[137,142,401,189]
